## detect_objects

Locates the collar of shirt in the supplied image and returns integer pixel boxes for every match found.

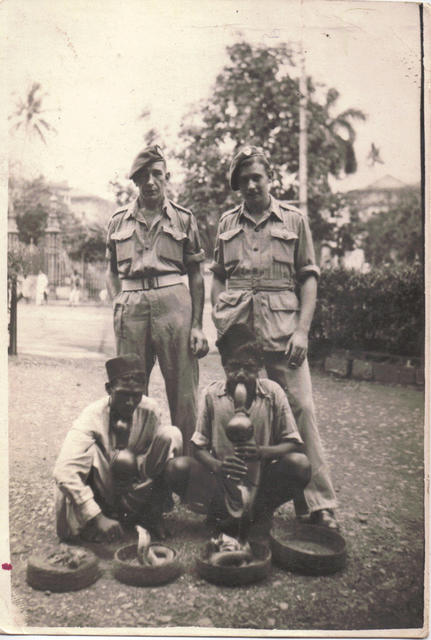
[216,378,271,399]
[124,197,176,224]
[239,195,283,226]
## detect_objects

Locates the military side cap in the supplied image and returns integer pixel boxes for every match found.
[105,354,146,383]
[128,145,166,180]
[229,145,270,191]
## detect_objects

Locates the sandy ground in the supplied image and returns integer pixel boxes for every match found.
[15,298,218,360]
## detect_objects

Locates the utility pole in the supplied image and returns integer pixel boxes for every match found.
[298,43,308,217]
[46,194,61,292]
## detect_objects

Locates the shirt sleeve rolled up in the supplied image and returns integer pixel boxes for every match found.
[295,215,320,283]
[184,213,206,266]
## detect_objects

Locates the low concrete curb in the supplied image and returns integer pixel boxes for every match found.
[322,350,424,387]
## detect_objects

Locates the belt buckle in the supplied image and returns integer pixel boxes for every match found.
[142,275,158,290]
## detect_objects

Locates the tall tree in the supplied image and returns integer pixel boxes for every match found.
[9,173,84,251]
[10,82,57,145]
[319,88,366,176]
[359,188,422,266]
[176,41,366,255]
[10,175,52,244]
[67,222,107,264]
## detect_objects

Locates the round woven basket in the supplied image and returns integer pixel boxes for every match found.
[113,543,182,586]
[27,547,101,592]
[270,522,347,575]
[196,540,272,586]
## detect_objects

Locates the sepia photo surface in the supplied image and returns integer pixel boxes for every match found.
[3,0,428,636]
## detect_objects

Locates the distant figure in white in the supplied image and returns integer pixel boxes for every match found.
[35,270,48,306]
[69,270,82,306]
[22,275,33,303]
[99,288,108,306]
[18,275,32,304]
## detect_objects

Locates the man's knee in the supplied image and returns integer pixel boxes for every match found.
[154,425,183,455]
[164,456,193,496]
[111,449,137,480]
[279,452,311,488]
[165,455,192,476]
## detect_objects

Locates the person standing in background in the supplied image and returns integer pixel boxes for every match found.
[35,270,48,306]
[69,270,82,306]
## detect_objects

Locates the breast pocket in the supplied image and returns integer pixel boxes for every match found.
[270,229,298,264]
[157,225,187,265]
[111,228,135,263]
[220,227,244,267]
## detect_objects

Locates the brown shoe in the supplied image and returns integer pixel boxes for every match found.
[310,509,339,530]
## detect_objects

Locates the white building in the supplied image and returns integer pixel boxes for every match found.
[50,181,116,228]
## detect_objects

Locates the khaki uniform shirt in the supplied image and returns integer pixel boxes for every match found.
[106,197,205,279]
[211,196,320,351]
[191,378,302,462]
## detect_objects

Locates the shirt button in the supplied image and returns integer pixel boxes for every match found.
[254,228,259,232]
[253,247,258,251]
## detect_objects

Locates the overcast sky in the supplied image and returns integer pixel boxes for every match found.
[5,0,422,201]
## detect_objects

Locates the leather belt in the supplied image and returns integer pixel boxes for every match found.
[226,279,294,292]
[121,274,183,291]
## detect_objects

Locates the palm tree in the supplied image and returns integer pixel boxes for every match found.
[8,82,58,354]
[10,82,57,145]
[323,88,366,175]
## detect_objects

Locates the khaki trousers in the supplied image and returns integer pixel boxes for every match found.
[114,283,198,454]
[264,353,337,513]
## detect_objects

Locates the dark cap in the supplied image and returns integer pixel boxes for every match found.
[105,354,146,384]
[229,145,270,191]
[216,323,263,366]
[128,145,166,180]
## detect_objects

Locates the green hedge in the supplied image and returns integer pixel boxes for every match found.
[310,264,425,358]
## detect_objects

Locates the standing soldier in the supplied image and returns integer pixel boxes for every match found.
[106,145,208,454]
[210,145,338,529]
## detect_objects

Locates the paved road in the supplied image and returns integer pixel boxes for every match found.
[16,300,218,359]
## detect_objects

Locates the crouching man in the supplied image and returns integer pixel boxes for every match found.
[167,324,311,536]
[54,354,182,543]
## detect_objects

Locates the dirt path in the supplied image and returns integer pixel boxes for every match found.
[8,354,425,632]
